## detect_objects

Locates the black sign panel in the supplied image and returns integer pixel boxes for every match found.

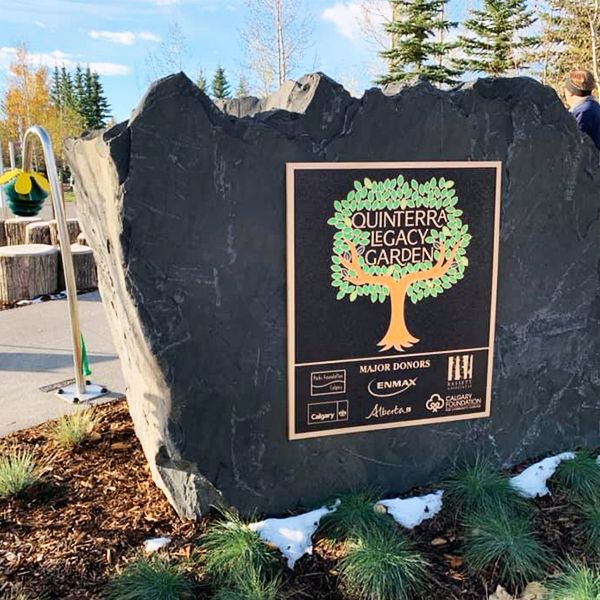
[286,162,501,439]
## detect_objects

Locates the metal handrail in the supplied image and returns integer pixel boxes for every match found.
[22,126,86,396]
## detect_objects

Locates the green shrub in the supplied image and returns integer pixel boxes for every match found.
[106,556,193,600]
[463,507,549,588]
[198,511,279,588]
[0,449,41,498]
[318,491,391,541]
[553,452,600,502]
[443,455,528,517]
[337,526,428,600]
[546,560,600,599]
[49,408,99,449]
[212,570,285,600]
[579,497,600,556]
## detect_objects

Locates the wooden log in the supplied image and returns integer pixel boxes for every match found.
[5,217,42,245]
[76,231,87,246]
[0,244,58,304]
[0,220,6,247]
[57,244,97,291]
[49,218,81,246]
[25,221,52,245]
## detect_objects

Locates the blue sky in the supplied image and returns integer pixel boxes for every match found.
[0,0,470,122]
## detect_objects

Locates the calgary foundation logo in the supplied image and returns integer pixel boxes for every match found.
[327,175,471,352]
[426,394,445,413]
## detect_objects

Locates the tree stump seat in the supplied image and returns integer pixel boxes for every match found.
[0,244,58,304]
[5,217,42,245]
[57,244,97,291]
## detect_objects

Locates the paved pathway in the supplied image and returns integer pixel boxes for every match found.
[0,291,125,437]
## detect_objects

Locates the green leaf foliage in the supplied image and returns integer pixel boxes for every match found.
[552,452,600,502]
[327,174,469,306]
[546,560,600,600]
[0,449,41,498]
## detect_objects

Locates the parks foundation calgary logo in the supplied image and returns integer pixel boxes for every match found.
[327,175,471,352]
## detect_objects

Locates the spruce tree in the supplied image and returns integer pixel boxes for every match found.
[236,75,250,97]
[90,72,111,128]
[50,66,61,107]
[378,0,460,86]
[59,67,75,110]
[455,0,538,76]
[73,64,86,116]
[211,67,231,99]
[196,69,207,93]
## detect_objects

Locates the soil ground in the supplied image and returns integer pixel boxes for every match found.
[0,401,591,599]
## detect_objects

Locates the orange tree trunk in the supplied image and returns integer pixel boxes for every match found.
[377,281,419,352]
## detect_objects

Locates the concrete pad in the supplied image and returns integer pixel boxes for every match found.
[0,291,125,437]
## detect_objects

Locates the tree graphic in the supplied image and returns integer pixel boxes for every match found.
[328,174,471,352]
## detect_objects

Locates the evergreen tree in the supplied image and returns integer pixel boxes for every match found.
[59,67,75,110]
[211,66,231,99]
[196,69,207,93]
[50,66,61,107]
[455,0,538,76]
[236,74,250,97]
[73,64,86,115]
[378,0,460,86]
[89,71,111,128]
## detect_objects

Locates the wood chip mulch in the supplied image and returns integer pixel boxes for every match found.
[0,401,594,599]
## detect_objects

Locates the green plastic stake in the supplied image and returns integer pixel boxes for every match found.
[80,333,92,377]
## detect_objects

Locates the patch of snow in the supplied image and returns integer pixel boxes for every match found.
[376,490,444,529]
[143,536,171,553]
[510,452,575,498]
[249,501,339,569]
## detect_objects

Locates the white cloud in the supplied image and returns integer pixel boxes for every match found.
[322,2,362,39]
[156,0,181,5]
[89,30,161,45]
[0,46,131,76]
[139,31,161,42]
[34,20,47,29]
[89,30,136,45]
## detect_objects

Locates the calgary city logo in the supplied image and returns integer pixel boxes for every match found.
[327,174,471,352]
[426,394,445,413]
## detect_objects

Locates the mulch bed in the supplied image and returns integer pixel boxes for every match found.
[0,401,592,599]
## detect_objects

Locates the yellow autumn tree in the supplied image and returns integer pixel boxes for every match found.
[0,46,84,176]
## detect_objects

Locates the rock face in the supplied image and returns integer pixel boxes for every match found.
[66,72,600,517]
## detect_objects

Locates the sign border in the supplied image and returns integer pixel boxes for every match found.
[286,161,502,440]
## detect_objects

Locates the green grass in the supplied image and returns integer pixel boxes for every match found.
[552,452,600,502]
[49,408,99,449]
[63,190,76,203]
[318,491,391,541]
[442,455,528,517]
[0,449,42,498]
[546,560,600,600]
[211,570,285,600]
[578,496,600,555]
[463,507,549,588]
[337,526,428,600]
[197,510,279,588]
[106,556,194,600]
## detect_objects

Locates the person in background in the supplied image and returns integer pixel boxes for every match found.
[564,69,600,150]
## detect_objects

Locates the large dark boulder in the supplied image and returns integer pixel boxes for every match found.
[66,72,600,518]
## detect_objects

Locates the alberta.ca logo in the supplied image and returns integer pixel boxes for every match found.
[425,394,445,413]
[447,354,473,390]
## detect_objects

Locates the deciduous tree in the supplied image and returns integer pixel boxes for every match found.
[241,0,313,96]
